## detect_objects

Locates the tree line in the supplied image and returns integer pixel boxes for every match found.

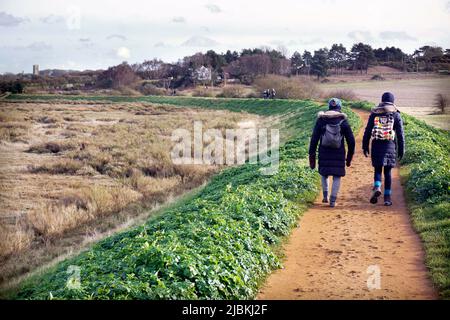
[2,43,449,93]
[98,43,449,89]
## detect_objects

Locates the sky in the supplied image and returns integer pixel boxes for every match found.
[0,0,449,73]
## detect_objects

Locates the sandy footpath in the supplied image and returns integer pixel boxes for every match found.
[258,109,437,300]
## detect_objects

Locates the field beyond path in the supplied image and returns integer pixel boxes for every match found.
[258,109,437,300]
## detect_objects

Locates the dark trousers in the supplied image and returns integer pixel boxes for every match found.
[374,166,392,195]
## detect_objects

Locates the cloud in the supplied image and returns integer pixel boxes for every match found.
[107,34,127,41]
[181,35,218,47]
[154,41,170,48]
[27,42,52,51]
[0,11,27,27]
[205,4,222,13]
[287,38,322,46]
[116,47,130,59]
[348,30,374,42]
[172,16,186,23]
[40,14,65,24]
[379,31,416,41]
[79,38,93,48]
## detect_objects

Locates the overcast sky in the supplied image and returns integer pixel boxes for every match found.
[1,0,449,73]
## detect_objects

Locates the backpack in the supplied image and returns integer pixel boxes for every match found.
[321,120,345,149]
[371,114,395,141]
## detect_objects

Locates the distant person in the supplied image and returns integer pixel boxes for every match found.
[309,98,355,207]
[362,92,405,206]
[271,88,276,99]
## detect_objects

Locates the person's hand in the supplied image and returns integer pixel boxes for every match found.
[363,149,369,158]
[309,154,316,170]
[346,159,352,167]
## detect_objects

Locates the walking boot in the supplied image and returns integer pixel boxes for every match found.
[322,191,328,203]
[384,194,392,206]
[330,196,337,208]
[370,186,382,204]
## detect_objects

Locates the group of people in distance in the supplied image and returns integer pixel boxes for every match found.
[262,88,276,99]
[308,92,405,208]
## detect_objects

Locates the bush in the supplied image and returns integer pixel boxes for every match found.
[217,85,244,98]
[138,83,166,96]
[324,89,357,101]
[434,93,449,114]
[117,86,142,96]
[370,74,385,81]
[27,141,76,154]
[254,75,322,100]
[0,81,24,94]
[192,87,215,97]
[28,159,83,175]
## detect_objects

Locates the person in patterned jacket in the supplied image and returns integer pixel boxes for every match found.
[362,92,405,206]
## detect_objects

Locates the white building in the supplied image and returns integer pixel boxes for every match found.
[33,64,39,76]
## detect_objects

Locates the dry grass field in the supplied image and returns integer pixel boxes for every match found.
[0,101,260,284]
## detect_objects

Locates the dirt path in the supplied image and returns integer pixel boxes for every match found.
[257,109,438,300]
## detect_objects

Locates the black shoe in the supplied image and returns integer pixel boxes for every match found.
[384,195,392,206]
[370,187,382,204]
[322,192,328,203]
[330,196,336,208]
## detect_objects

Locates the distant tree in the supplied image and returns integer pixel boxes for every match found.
[329,44,348,75]
[350,43,375,74]
[133,59,168,79]
[290,51,304,75]
[0,81,24,94]
[206,50,226,72]
[416,46,444,71]
[273,58,291,76]
[311,48,329,80]
[97,62,139,89]
[240,48,265,56]
[224,50,239,64]
[183,52,211,70]
[225,53,272,84]
[302,50,313,76]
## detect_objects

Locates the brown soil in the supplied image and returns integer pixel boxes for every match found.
[258,109,438,300]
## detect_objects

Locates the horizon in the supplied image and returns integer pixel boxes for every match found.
[1,0,450,74]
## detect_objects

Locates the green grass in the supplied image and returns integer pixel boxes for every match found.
[8,95,360,300]
[350,100,450,299]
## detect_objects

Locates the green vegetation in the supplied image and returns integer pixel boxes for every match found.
[10,96,360,299]
[350,101,450,299]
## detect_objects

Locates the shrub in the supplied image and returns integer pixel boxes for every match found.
[28,159,83,175]
[138,83,166,96]
[370,74,385,81]
[217,86,244,98]
[192,87,215,97]
[27,141,76,154]
[324,89,357,101]
[254,75,322,100]
[434,93,449,114]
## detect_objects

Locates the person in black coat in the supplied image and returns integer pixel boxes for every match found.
[309,98,355,207]
[362,92,405,206]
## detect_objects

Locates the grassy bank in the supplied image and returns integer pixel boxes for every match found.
[350,101,450,299]
[6,96,360,299]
